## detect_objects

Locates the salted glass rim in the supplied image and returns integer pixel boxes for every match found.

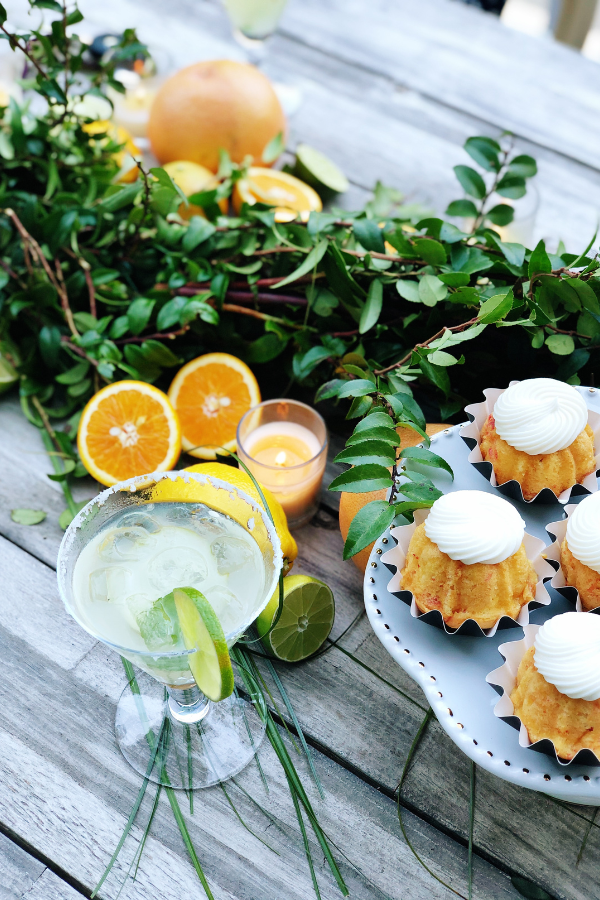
[236,398,329,472]
[56,469,283,657]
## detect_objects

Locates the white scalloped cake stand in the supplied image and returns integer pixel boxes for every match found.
[364,385,600,804]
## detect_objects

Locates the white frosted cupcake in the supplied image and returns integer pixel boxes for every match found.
[559,493,600,610]
[478,379,595,501]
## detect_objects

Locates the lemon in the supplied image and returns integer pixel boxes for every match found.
[163,160,228,219]
[82,120,141,183]
[173,587,234,702]
[256,574,335,662]
[184,462,298,574]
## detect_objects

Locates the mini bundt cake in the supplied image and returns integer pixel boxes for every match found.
[560,493,600,610]
[400,490,537,630]
[479,379,595,501]
[510,613,600,760]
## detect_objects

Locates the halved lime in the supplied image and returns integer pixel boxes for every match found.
[0,353,18,396]
[173,587,234,701]
[293,144,349,197]
[256,574,335,662]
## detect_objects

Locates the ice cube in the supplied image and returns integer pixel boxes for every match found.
[191,512,226,538]
[204,585,245,633]
[137,594,181,651]
[119,511,161,534]
[165,505,196,522]
[148,547,208,594]
[211,536,253,575]
[122,592,154,631]
[98,526,155,561]
[89,566,131,603]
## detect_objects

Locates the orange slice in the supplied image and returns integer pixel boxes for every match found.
[232,167,322,223]
[168,353,261,459]
[78,381,181,486]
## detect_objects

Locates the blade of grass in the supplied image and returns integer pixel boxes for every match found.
[185,724,194,814]
[396,708,467,900]
[264,658,324,799]
[219,779,280,854]
[577,807,598,865]
[291,785,322,900]
[133,783,163,881]
[234,683,269,792]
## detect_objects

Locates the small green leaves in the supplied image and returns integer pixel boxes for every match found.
[496,172,526,199]
[343,500,395,560]
[414,238,446,266]
[509,155,537,178]
[182,216,216,252]
[528,240,552,279]
[545,333,575,355]
[336,379,376,398]
[11,509,47,525]
[346,425,398,447]
[334,440,396,467]
[445,199,478,218]
[353,218,385,253]
[454,165,486,200]
[478,290,513,324]
[127,298,155,335]
[328,464,392,493]
[271,240,328,289]
[399,447,453,478]
[262,131,284,164]
[359,280,383,333]
[418,275,447,307]
[486,204,514,226]
[396,280,420,303]
[464,136,501,172]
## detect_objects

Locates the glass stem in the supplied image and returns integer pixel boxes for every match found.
[167,685,210,724]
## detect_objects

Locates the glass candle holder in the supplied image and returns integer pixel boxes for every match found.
[237,399,328,529]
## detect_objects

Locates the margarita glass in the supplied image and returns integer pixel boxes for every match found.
[222,0,288,53]
[57,470,282,788]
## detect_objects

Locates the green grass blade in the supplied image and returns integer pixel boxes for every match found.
[264,658,324,799]
[234,683,269,792]
[219,780,280,854]
[185,724,194,814]
[577,807,598,865]
[291,785,322,900]
[396,708,467,900]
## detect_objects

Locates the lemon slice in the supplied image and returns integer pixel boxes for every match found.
[173,587,234,701]
[256,575,335,662]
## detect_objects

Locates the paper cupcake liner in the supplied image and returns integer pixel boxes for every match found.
[486,624,600,766]
[545,508,600,615]
[381,508,553,637]
[461,383,600,505]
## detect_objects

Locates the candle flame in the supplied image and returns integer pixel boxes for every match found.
[275,451,287,466]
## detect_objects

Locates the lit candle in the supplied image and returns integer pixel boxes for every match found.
[237,402,328,528]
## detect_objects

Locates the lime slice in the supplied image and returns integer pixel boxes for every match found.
[0,353,18,396]
[256,574,335,662]
[173,587,234,701]
[293,144,349,197]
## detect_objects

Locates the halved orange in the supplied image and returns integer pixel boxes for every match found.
[168,353,260,459]
[232,167,322,223]
[78,381,181,486]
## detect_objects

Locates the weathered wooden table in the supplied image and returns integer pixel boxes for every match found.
[2,1,600,898]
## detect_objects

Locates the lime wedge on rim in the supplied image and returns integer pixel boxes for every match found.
[293,144,349,197]
[256,574,335,662]
[173,587,234,701]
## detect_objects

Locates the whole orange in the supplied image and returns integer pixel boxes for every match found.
[148,60,286,172]
[339,423,447,573]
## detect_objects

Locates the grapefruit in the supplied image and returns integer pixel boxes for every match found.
[339,423,447,572]
[148,60,286,172]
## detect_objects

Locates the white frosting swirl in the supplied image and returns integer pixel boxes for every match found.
[534,612,600,701]
[493,378,588,455]
[566,493,600,574]
[423,490,526,565]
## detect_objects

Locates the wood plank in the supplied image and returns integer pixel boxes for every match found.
[0,831,45,899]
[279,0,600,170]
[22,870,83,900]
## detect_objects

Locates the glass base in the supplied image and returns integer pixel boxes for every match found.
[115,672,266,789]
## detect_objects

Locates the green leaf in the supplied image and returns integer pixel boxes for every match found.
[98,182,142,212]
[48,459,77,482]
[454,165,486,200]
[419,275,448,307]
[545,333,575,356]
[127,298,155,335]
[245,333,286,364]
[556,348,590,381]
[396,280,420,303]
[354,410,396,431]
[509,155,538,178]
[293,345,331,380]
[419,358,450,395]
[182,216,216,252]
[486,204,514,226]
[343,500,395,560]
[427,350,459,366]
[413,238,446,266]
[496,172,526,199]
[0,3,6,24]
[510,875,554,900]
[445,199,478,218]
[439,272,470,287]
[270,240,328,289]
[314,379,346,402]
[262,131,284,164]
[346,425,399,447]
[478,290,513,324]
[56,361,90,385]
[528,240,552,279]
[59,501,88,531]
[346,395,373,418]
[399,447,453,478]
[359,280,383,334]
[337,379,376,398]
[39,326,62,368]
[464,136,500,172]
[567,278,600,314]
[139,340,181,367]
[328,463,392,493]
[353,218,385,253]
[396,481,443,504]
[487,234,525,268]
[156,297,187,330]
[311,287,339,317]
[334,440,396,467]
[11,508,46,525]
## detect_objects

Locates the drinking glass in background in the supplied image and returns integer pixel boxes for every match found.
[222,0,288,57]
